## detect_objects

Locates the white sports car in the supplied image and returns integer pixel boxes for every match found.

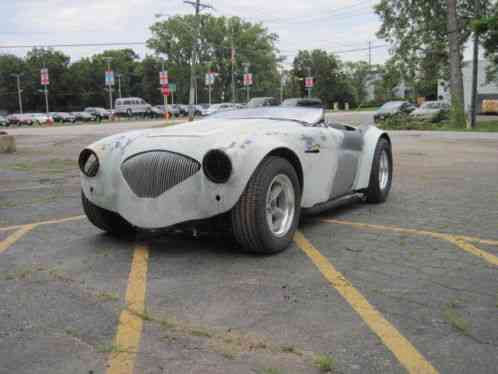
[79,107,392,253]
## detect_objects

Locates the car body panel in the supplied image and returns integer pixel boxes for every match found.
[81,108,387,230]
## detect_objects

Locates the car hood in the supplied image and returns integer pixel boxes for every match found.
[88,117,302,163]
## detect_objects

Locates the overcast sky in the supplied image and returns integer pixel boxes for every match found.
[1,0,393,66]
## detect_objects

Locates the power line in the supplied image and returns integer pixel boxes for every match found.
[0,42,146,49]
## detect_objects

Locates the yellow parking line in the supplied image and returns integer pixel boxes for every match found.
[106,244,150,374]
[0,224,35,254]
[294,232,438,374]
[322,219,498,266]
[0,216,85,232]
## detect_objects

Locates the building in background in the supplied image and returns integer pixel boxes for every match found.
[365,72,411,103]
[438,59,498,113]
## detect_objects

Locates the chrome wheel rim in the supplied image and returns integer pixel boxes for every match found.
[265,174,296,238]
[379,150,390,191]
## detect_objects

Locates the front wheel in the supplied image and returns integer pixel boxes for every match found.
[366,138,393,203]
[231,156,301,254]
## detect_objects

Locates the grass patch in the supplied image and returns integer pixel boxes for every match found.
[95,291,120,302]
[280,344,300,355]
[378,115,498,132]
[313,354,336,373]
[190,327,213,338]
[129,308,153,321]
[443,303,470,336]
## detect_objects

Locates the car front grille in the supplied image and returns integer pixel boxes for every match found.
[121,151,200,198]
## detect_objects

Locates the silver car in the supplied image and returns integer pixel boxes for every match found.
[410,101,450,122]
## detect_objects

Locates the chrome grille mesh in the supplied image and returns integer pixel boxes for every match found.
[121,151,200,198]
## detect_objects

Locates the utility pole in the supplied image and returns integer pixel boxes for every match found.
[469,0,480,129]
[11,74,23,114]
[231,23,236,104]
[161,60,169,120]
[368,41,372,67]
[184,0,213,121]
[280,70,288,103]
[243,62,251,103]
[104,57,113,110]
[305,67,312,98]
[116,73,123,98]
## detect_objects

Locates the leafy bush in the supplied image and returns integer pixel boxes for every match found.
[378,115,448,130]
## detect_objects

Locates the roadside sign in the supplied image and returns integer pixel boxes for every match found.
[205,73,215,86]
[161,86,170,97]
[305,77,314,88]
[169,83,177,93]
[160,71,168,86]
[105,70,115,86]
[40,68,49,86]
[243,73,253,86]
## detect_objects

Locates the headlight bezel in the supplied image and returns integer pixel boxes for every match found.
[202,149,232,184]
[79,149,100,177]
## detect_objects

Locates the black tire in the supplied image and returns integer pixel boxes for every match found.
[231,156,301,254]
[366,138,393,204]
[82,191,136,236]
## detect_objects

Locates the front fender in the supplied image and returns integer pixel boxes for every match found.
[353,126,390,190]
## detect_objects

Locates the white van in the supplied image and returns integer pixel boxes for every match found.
[115,97,152,115]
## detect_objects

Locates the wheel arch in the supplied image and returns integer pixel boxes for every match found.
[265,147,304,190]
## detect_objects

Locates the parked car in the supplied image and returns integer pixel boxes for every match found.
[79,106,393,254]
[115,97,153,116]
[85,107,112,120]
[247,97,279,108]
[0,115,9,126]
[73,112,96,122]
[30,113,53,125]
[178,105,189,116]
[51,112,77,123]
[205,103,236,116]
[373,101,416,123]
[281,98,323,108]
[155,105,181,117]
[410,101,450,122]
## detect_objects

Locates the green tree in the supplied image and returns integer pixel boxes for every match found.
[291,49,354,109]
[375,0,490,127]
[0,54,27,113]
[147,15,281,104]
[344,61,371,106]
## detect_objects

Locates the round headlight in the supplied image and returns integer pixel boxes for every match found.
[79,149,99,177]
[203,150,232,184]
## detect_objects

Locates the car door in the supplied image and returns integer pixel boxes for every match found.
[325,122,364,199]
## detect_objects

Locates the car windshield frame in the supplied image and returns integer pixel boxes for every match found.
[207,107,324,126]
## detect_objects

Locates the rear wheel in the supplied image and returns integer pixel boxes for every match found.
[231,157,301,254]
[366,138,393,203]
[82,191,136,236]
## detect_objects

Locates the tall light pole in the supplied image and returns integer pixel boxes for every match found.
[243,62,251,103]
[469,0,480,129]
[11,73,23,114]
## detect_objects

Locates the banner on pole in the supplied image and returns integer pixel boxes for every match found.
[305,77,314,88]
[205,73,215,86]
[243,73,253,87]
[105,70,115,86]
[40,68,49,86]
[160,71,169,86]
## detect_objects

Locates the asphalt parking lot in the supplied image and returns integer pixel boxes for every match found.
[1,113,497,374]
